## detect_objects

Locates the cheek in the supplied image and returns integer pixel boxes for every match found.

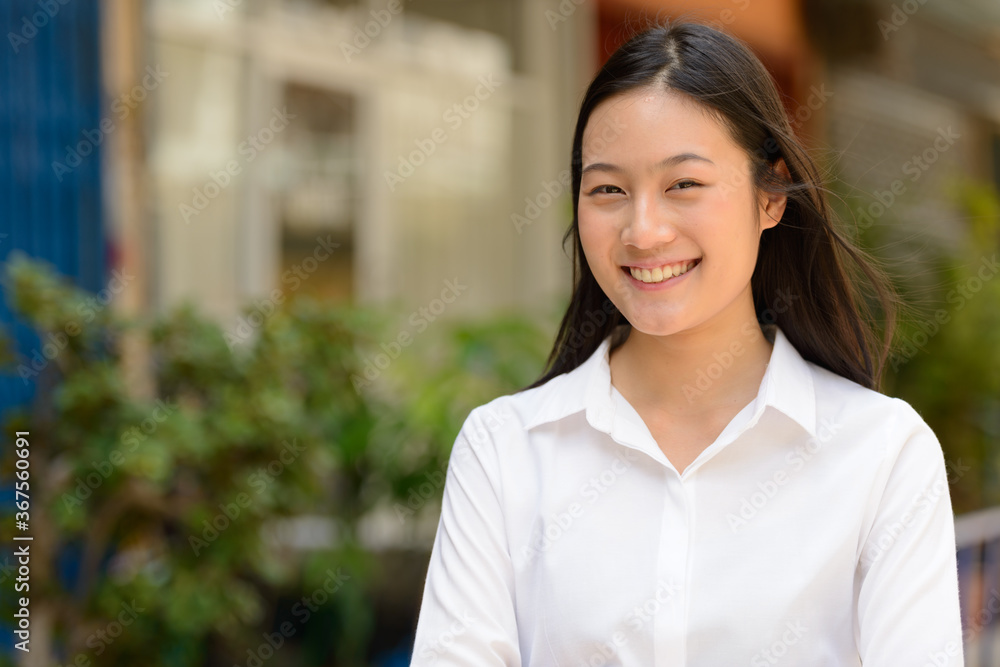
[578,216,609,265]
[698,196,758,248]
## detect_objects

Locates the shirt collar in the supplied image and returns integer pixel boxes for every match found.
[521,324,817,438]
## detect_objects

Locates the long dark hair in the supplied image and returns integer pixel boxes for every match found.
[520,18,897,392]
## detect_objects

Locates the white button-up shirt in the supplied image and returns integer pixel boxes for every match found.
[411,324,964,666]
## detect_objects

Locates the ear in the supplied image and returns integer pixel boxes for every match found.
[758,158,790,231]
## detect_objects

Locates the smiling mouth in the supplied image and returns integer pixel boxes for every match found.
[622,258,701,284]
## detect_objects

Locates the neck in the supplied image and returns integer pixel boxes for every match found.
[609,299,773,420]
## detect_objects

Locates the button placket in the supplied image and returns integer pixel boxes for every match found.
[654,474,690,665]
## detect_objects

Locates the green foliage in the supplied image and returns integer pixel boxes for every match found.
[0,253,550,666]
[831,177,1000,513]
[882,181,1000,512]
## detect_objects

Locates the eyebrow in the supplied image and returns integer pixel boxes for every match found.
[581,152,715,176]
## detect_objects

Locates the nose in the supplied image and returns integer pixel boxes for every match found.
[621,191,677,248]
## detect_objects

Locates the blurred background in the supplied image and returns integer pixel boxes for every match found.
[0,0,998,665]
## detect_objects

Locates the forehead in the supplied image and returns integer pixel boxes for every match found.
[581,87,738,160]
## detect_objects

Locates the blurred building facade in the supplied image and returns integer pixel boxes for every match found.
[128,0,596,332]
[807,0,1000,250]
[0,1,106,410]
[108,0,1000,333]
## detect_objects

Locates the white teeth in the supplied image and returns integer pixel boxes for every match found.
[628,260,697,284]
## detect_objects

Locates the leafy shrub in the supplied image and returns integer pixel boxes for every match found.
[0,253,550,666]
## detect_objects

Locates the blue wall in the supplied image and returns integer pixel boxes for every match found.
[0,0,106,414]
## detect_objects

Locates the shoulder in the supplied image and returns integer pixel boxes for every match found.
[808,359,932,430]
[459,372,570,447]
[459,352,589,440]
[807,360,943,466]
[444,378,566,498]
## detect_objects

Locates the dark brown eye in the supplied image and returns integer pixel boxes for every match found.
[589,185,624,195]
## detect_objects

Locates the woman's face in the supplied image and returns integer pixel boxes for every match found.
[578,87,787,338]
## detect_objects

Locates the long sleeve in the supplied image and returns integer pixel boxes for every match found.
[855,400,964,665]
[410,407,522,666]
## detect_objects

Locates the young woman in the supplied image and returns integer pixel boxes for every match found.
[411,19,964,666]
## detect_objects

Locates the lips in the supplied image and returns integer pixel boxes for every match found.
[622,258,701,284]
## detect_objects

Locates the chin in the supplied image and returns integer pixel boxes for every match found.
[621,312,691,338]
